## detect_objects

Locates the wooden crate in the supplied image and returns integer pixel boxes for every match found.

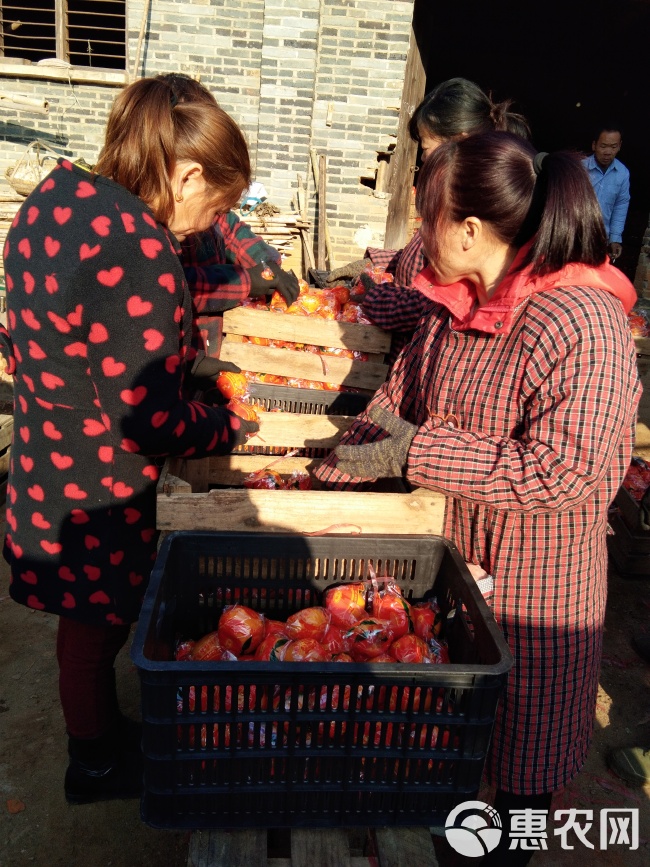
[219,306,391,392]
[156,410,445,535]
[187,826,439,867]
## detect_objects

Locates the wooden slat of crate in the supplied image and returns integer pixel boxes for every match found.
[221,342,387,391]
[220,307,390,390]
[156,480,446,536]
[187,827,438,867]
[223,307,391,354]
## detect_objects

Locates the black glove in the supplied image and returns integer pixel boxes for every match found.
[248,262,300,306]
[325,258,371,284]
[187,355,242,404]
[225,411,260,449]
[334,405,417,479]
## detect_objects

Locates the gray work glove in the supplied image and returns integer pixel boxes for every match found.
[248,262,300,306]
[334,405,417,479]
[325,258,371,284]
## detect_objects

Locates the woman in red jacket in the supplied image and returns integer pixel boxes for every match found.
[2,77,258,804]
[316,132,640,865]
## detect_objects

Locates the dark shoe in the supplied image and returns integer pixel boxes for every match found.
[631,632,650,665]
[607,746,650,787]
[65,730,143,805]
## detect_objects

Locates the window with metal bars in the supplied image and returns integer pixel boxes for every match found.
[0,1,126,70]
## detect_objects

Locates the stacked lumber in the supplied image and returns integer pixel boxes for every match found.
[0,200,22,282]
[237,209,311,257]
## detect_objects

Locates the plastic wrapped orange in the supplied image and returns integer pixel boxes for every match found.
[243,469,284,489]
[189,631,224,662]
[320,623,350,656]
[282,638,331,662]
[345,617,393,660]
[323,582,368,628]
[215,370,249,400]
[226,397,260,422]
[331,652,354,662]
[264,618,288,637]
[285,606,331,642]
[217,604,265,656]
[371,580,412,640]
[253,634,291,661]
[389,633,434,664]
[411,599,444,641]
[174,639,195,661]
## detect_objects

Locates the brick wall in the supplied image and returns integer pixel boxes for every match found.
[0,0,415,265]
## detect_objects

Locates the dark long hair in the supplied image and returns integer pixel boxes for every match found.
[94,77,250,224]
[409,77,531,143]
[416,131,608,275]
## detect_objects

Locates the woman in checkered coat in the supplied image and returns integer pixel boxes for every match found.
[315,132,640,866]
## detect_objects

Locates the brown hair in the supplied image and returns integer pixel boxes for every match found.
[416,131,607,276]
[94,77,250,224]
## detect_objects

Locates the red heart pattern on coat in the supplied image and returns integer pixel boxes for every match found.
[124,508,141,524]
[27,206,39,225]
[165,355,180,374]
[97,445,113,463]
[64,342,87,357]
[53,206,72,225]
[41,540,62,554]
[140,238,163,259]
[70,509,90,524]
[59,566,76,582]
[31,512,51,529]
[40,178,55,192]
[27,595,46,610]
[18,238,31,258]
[61,592,76,609]
[143,329,164,351]
[158,273,176,293]
[45,274,59,294]
[21,571,38,585]
[97,266,123,287]
[121,386,147,406]
[76,181,97,198]
[151,411,169,428]
[83,419,107,436]
[85,535,100,550]
[28,340,46,359]
[64,483,87,499]
[84,565,101,581]
[27,484,45,500]
[126,295,152,316]
[89,322,109,343]
[129,572,143,586]
[113,482,134,498]
[41,372,65,389]
[21,309,40,329]
[121,212,136,232]
[20,455,34,472]
[79,243,101,260]
[47,311,70,333]
[101,357,126,377]
[89,590,110,604]
[23,272,35,294]
[51,452,73,470]
[67,305,83,326]
[110,551,124,566]
[44,236,60,257]
[91,215,111,236]
[43,421,63,440]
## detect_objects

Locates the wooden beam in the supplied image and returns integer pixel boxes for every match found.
[383,24,426,250]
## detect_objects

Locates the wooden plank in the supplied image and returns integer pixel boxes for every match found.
[156,488,446,535]
[221,342,388,391]
[222,308,391,355]
[291,828,351,867]
[187,828,267,867]
[373,827,438,867]
[0,415,14,452]
[383,23,426,250]
[0,446,10,477]
[246,411,354,449]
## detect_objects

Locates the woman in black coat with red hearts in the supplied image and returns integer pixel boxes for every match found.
[1,77,258,804]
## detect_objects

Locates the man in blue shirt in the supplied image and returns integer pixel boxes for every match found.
[582,126,631,263]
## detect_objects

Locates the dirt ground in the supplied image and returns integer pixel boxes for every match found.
[1,511,650,867]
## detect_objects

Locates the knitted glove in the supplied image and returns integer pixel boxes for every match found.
[248,262,300,306]
[334,405,417,479]
[224,411,260,449]
[325,258,371,284]
[187,355,242,405]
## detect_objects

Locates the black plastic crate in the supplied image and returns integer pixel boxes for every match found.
[132,531,513,830]
[235,383,370,458]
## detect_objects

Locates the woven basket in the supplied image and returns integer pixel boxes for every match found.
[5,140,65,197]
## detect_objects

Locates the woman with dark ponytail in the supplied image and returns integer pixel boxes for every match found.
[316,131,640,866]
[326,78,530,361]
